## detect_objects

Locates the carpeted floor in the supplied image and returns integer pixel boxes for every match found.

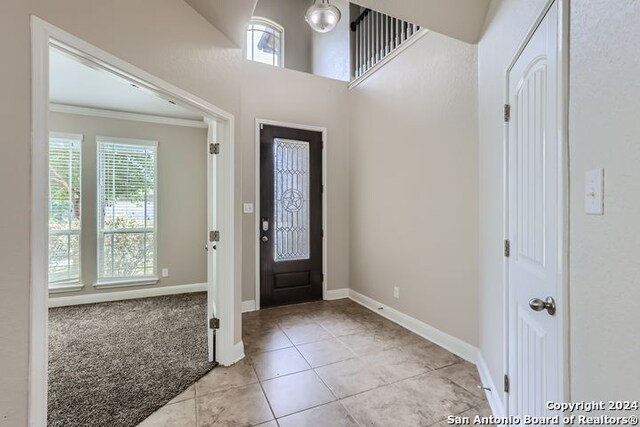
[48,292,215,427]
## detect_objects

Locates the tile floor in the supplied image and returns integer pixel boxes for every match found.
[139,298,493,426]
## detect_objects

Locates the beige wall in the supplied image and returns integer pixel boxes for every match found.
[240,60,351,304]
[48,112,208,297]
[569,0,640,403]
[0,1,243,424]
[311,0,350,81]
[476,0,548,407]
[348,32,480,346]
[253,0,312,74]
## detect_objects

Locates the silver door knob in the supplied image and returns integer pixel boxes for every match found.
[529,296,556,315]
[261,236,269,242]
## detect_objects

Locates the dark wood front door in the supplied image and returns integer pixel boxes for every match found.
[260,124,323,308]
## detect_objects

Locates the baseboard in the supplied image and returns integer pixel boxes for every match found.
[324,288,350,300]
[48,283,207,307]
[219,340,246,367]
[242,300,256,313]
[476,353,506,419]
[348,289,479,364]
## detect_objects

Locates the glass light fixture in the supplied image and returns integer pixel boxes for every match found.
[305,0,342,33]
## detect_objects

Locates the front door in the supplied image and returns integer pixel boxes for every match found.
[260,124,323,308]
[507,0,563,418]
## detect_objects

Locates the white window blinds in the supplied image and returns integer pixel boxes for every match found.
[49,133,82,285]
[97,137,157,281]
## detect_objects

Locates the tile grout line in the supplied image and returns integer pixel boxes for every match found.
[242,300,487,426]
[253,363,280,425]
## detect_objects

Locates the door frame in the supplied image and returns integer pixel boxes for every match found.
[30,16,238,426]
[502,0,570,415]
[254,119,328,310]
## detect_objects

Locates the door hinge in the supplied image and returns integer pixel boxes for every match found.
[210,143,220,155]
[210,230,220,242]
[321,229,324,238]
[504,239,511,258]
[504,374,510,393]
[209,318,220,330]
[504,104,511,122]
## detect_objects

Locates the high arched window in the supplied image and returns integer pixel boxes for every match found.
[246,17,284,67]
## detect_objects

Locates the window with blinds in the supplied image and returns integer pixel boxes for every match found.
[49,133,83,285]
[97,137,157,282]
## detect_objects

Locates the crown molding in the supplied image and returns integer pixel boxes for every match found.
[50,103,208,129]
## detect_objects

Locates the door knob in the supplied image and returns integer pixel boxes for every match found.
[261,236,269,243]
[529,296,556,315]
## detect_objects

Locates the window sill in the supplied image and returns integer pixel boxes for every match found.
[94,277,159,289]
[49,282,85,294]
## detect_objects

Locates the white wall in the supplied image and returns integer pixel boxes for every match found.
[569,0,640,404]
[349,32,480,346]
[240,60,351,304]
[49,112,208,297]
[0,2,243,424]
[476,0,548,408]
[311,0,350,81]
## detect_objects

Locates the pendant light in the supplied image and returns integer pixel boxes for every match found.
[305,0,342,33]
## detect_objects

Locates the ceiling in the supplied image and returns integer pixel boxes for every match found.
[185,0,491,46]
[184,0,259,47]
[49,47,203,121]
[352,0,491,43]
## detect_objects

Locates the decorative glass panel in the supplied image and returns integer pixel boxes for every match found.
[274,138,310,261]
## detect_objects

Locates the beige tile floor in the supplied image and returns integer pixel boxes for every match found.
[139,298,493,427]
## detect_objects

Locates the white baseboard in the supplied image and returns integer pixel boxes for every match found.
[242,300,256,313]
[476,353,506,419]
[219,340,246,367]
[348,289,479,364]
[325,288,350,300]
[48,283,207,308]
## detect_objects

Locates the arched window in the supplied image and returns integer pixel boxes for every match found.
[246,17,284,67]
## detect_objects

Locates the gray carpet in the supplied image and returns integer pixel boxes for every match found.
[48,292,215,427]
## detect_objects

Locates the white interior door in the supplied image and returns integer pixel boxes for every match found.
[206,120,218,362]
[507,1,562,418]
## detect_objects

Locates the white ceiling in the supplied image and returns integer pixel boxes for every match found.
[184,0,259,47]
[353,0,491,43]
[49,47,203,121]
[186,0,491,45]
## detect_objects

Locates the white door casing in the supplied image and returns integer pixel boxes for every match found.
[206,120,218,361]
[506,0,564,418]
[30,16,239,425]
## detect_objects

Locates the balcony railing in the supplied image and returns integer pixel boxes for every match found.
[351,8,421,81]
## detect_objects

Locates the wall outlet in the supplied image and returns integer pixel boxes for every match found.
[243,203,254,214]
[393,286,400,299]
[161,268,169,278]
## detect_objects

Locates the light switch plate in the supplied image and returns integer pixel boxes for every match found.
[243,203,254,214]
[585,169,604,215]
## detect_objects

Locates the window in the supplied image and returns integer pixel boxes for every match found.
[97,137,157,284]
[49,133,82,286]
[247,17,284,67]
